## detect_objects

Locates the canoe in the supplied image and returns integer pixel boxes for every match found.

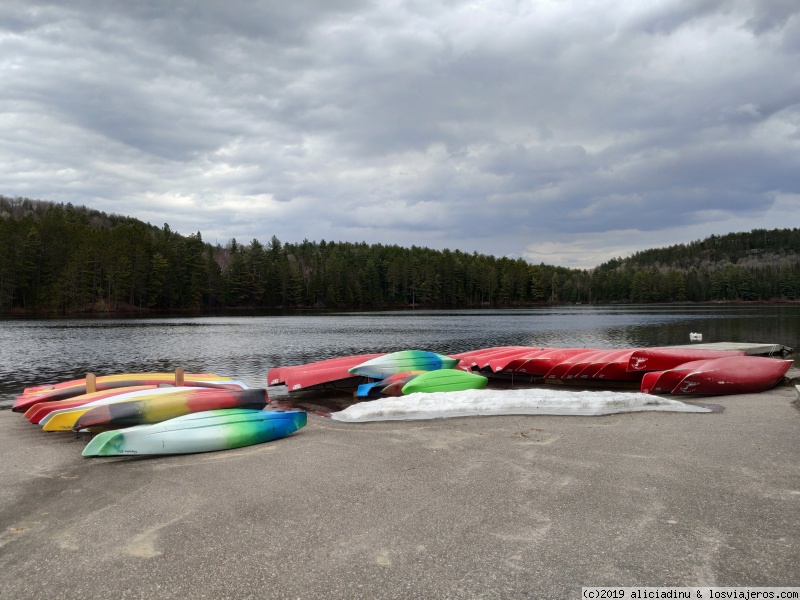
[40,386,247,431]
[626,348,745,372]
[267,354,382,387]
[573,349,634,380]
[401,369,488,395]
[671,356,792,395]
[449,347,530,369]
[13,374,240,412]
[24,385,159,424]
[639,359,718,394]
[349,350,460,380]
[486,348,556,374]
[82,408,307,457]
[472,347,547,372]
[515,348,597,376]
[73,388,269,430]
[551,350,615,380]
[543,350,604,380]
[592,351,645,381]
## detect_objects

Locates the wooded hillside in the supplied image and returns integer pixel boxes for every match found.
[1,195,798,313]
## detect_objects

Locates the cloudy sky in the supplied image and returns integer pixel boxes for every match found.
[1,0,798,268]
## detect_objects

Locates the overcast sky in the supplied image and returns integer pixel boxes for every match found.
[1,0,798,268]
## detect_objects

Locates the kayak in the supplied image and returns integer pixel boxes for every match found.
[671,356,792,395]
[73,388,269,430]
[82,408,307,457]
[40,386,248,431]
[13,373,240,412]
[400,369,488,395]
[24,385,159,424]
[349,350,460,380]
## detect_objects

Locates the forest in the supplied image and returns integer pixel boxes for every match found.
[1,195,799,314]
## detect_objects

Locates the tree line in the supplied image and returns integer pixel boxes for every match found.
[1,195,798,314]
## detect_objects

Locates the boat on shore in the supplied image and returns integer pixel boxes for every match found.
[81,408,307,456]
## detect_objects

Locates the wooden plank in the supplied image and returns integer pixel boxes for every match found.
[86,373,96,394]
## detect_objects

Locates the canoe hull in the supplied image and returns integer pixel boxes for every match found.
[671,356,792,395]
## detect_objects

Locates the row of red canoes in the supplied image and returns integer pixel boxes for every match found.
[267,347,793,396]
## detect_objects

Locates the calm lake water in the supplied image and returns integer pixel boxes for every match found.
[2,304,798,408]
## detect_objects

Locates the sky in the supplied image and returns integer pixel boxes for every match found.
[1,0,798,269]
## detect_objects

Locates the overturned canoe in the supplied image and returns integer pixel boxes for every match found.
[626,348,745,373]
[73,388,269,430]
[82,408,307,457]
[671,356,792,395]
[516,348,598,377]
[401,369,488,395]
[268,354,383,392]
[349,350,461,380]
[640,359,718,394]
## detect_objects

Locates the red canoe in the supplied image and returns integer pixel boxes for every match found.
[639,359,718,394]
[574,349,634,380]
[626,348,745,373]
[269,354,384,392]
[543,350,605,380]
[592,351,645,382]
[671,356,792,395]
[486,348,556,374]
[515,348,596,377]
[449,347,531,369]
[267,354,383,387]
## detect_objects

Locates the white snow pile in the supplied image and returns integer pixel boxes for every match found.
[330,389,711,422]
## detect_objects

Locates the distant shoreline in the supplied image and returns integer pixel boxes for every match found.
[2,298,799,319]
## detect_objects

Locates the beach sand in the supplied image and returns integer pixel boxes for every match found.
[1,383,799,599]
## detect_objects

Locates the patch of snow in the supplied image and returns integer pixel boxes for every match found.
[330,389,711,422]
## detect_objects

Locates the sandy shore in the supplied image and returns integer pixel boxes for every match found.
[1,384,799,599]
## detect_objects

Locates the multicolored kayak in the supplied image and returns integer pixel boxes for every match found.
[349,350,461,379]
[40,386,248,432]
[24,385,160,424]
[13,373,240,412]
[82,408,307,456]
[400,369,488,395]
[73,388,269,431]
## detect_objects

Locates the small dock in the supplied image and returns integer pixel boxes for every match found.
[667,342,793,357]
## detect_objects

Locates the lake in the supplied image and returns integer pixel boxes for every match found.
[2,304,798,408]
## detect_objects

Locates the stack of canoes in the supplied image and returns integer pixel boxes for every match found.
[268,346,793,397]
[12,370,306,457]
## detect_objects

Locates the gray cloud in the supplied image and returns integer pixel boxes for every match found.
[1,0,798,268]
